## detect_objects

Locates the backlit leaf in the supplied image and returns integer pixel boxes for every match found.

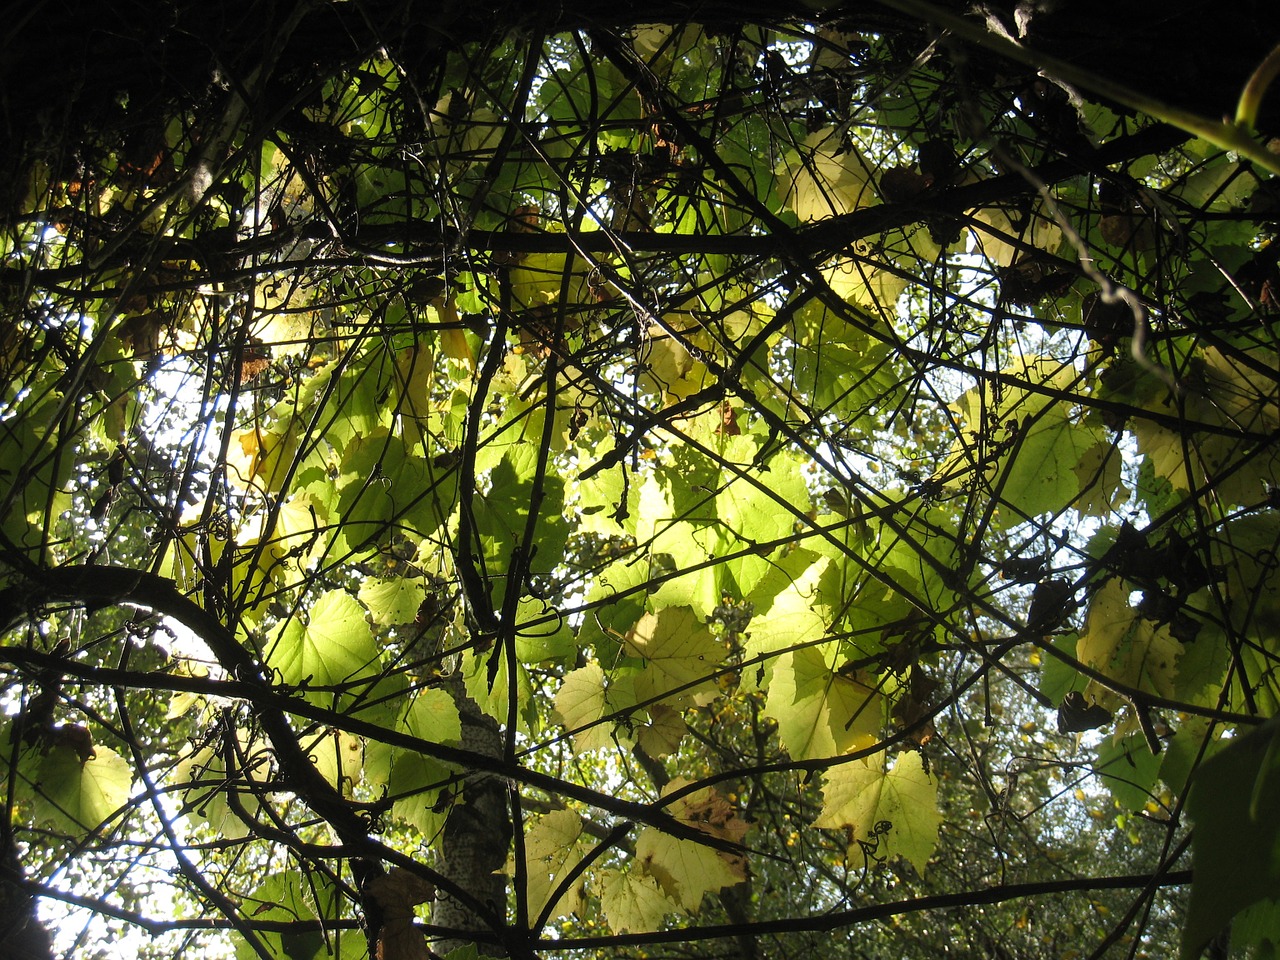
[765,646,883,761]
[634,781,747,911]
[359,576,427,627]
[599,868,680,934]
[31,744,132,835]
[515,809,589,922]
[815,750,941,875]
[1183,718,1280,959]
[267,589,381,689]
[624,607,725,708]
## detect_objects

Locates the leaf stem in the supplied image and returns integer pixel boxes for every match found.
[1236,43,1280,131]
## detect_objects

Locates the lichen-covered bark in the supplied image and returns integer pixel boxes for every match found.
[431,677,510,957]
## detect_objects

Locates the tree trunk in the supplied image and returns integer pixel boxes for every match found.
[430,677,510,958]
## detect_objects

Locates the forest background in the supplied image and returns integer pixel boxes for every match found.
[2,1,1280,958]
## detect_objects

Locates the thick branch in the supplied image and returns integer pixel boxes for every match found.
[549,870,1193,950]
[0,124,1188,292]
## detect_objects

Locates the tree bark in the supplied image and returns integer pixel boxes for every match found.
[431,677,510,958]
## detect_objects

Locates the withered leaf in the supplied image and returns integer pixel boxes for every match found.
[1056,691,1112,734]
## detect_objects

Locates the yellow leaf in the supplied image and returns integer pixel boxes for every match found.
[514,809,589,922]
[967,203,1062,268]
[816,751,941,875]
[778,127,875,221]
[625,607,725,709]
[554,664,635,752]
[1078,579,1183,705]
[599,868,679,934]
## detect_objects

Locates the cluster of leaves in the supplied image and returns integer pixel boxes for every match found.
[0,5,1278,960]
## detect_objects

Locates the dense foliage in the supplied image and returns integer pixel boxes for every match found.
[2,3,1279,958]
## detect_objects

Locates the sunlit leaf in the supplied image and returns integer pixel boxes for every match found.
[624,607,725,708]
[777,128,875,220]
[268,589,381,690]
[513,809,589,922]
[598,868,680,934]
[359,576,428,627]
[815,751,941,875]
[1078,578,1183,707]
[765,646,884,761]
[554,663,636,752]
[30,744,132,835]
[634,781,747,911]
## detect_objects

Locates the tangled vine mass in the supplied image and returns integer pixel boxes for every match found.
[1,3,1279,959]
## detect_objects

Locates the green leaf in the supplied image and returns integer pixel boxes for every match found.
[776,128,875,220]
[400,687,462,745]
[171,731,266,840]
[815,750,941,876]
[1039,632,1087,705]
[473,447,569,609]
[1232,897,1280,958]
[233,869,339,960]
[31,744,132,835]
[336,429,456,552]
[388,751,454,837]
[1095,733,1161,811]
[742,554,829,690]
[358,576,427,627]
[301,727,364,796]
[765,646,884,761]
[514,595,575,664]
[267,589,380,689]
[1183,718,1280,959]
[0,398,75,555]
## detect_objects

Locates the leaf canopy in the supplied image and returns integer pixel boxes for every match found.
[0,3,1278,959]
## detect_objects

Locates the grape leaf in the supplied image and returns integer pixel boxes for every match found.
[302,728,364,796]
[405,687,463,743]
[233,870,337,960]
[599,868,680,934]
[777,127,875,220]
[742,555,829,691]
[359,576,427,627]
[31,744,132,835]
[171,731,268,840]
[634,781,747,911]
[765,646,883,761]
[968,202,1062,268]
[227,423,300,495]
[267,589,381,689]
[815,751,941,876]
[1096,733,1162,811]
[638,324,710,403]
[1183,717,1280,960]
[1077,579,1183,707]
[554,664,637,752]
[515,809,589,922]
[387,752,453,837]
[636,703,688,759]
[624,607,725,708]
